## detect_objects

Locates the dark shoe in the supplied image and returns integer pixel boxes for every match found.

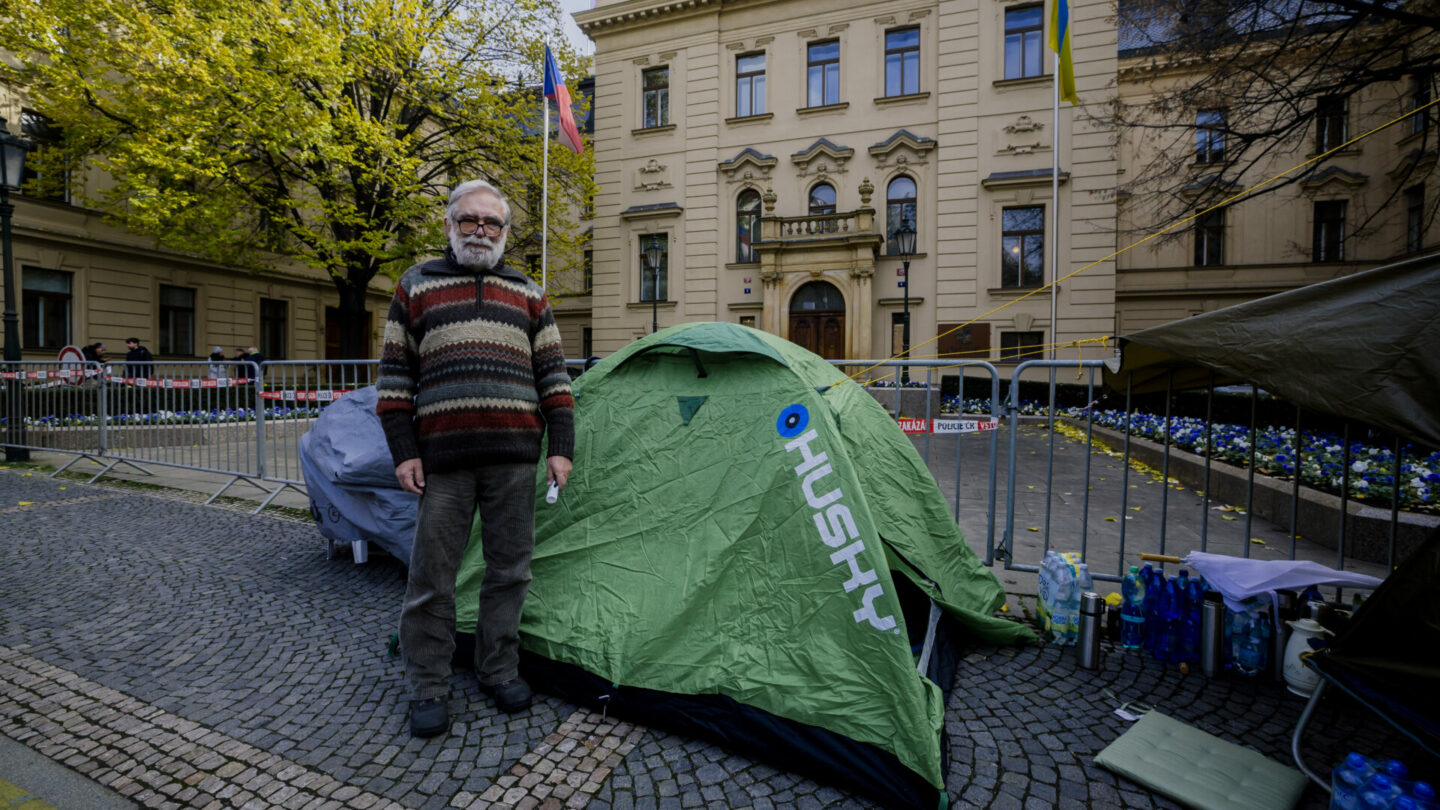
[482,677,533,713]
[410,697,449,738]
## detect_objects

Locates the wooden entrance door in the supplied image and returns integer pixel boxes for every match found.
[789,312,846,358]
[788,281,846,359]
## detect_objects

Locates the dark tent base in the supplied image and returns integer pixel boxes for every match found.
[455,574,965,810]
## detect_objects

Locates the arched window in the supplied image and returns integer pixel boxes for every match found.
[809,183,837,234]
[790,281,845,311]
[808,183,837,215]
[886,175,917,254]
[737,189,761,263]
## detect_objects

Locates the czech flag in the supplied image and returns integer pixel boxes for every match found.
[544,45,585,154]
[1048,0,1078,105]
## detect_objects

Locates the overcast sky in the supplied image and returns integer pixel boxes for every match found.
[559,0,596,57]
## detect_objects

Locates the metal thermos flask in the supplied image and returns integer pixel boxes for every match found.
[1272,590,1298,682]
[1078,592,1103,670]
[1200,590,1225,677]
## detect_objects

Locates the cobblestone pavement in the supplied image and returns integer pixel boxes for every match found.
[0,468,1429,810]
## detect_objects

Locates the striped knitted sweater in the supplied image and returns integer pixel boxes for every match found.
[376,251,574,473]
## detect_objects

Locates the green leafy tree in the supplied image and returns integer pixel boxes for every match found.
[3,0,593,358]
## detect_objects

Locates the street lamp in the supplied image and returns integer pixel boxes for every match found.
[643,236,665,334]
[893,219,917,384]
[1,118,32,462]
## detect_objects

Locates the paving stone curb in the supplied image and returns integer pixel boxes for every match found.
[0,645,404,810]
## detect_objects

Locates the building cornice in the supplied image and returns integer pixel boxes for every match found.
[575,0,721,36]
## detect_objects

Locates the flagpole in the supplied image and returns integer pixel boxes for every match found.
[542,49,552,292]
[1050,47,1060,361]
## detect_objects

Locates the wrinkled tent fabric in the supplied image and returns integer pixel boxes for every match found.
[455,322,1031,808]
[1104,257,1440,448]
[1305,529,1440,758]
[298,386,418,562]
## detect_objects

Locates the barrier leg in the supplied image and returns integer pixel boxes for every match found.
[1291,680,1331,792]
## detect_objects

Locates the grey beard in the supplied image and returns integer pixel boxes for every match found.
[450,234,505,269]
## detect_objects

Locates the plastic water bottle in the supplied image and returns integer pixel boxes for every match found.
[1174,569,1198,664]
[1395,797,1419,810]
[1160,576,1185,662]
[1144,566,1167,655]
[1332,753,1376,810]
[1410,782,1436,810]
[1121,566,1145,650]
[1229,598,1271,675]
[1364,774,1403,809]
[1384,761,1409,781]
[1185,575,1205,664]
[1038,551,1086,645]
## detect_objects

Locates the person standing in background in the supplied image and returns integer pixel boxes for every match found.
[123,337,154,378]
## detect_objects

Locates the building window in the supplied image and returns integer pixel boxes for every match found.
[21,267,71,350]
[1196,109,1226,164]
[1406,185,1425,253]
[1000,331,1043,362]
[885,28,920,97]
[809,183,837,234]
[737,189,761,263]
[642,67,669,128]
[260,298,287,361]
[1410,73,1431,136]
[739,315,756,328]
[807,40,840,107]
[809,183,836,216]
[891,312,906,358]
[1000,206,1045,288]
[886,176,917,254]
[583,250,594,292]
[19,110,68,203]
[639,234,668,302]
[582,327,593,358]
[1313,200,1346,261]
[1315,95,1348,153]
[1003,6,1044,80]
[158,285,196,356]
[736,53,766,117]
[1194,208,1224,266]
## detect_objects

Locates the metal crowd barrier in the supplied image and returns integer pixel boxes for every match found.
[3,353,1427,586]
[996,360,1415,587]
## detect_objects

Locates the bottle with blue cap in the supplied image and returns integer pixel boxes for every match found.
[1331,752,1374,810]
[1411,781,1436,810]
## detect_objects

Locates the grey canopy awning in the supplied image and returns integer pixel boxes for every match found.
[1104,256,1440,448]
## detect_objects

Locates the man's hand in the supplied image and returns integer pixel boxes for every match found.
[396,458,426,495]
[546,456,573,491]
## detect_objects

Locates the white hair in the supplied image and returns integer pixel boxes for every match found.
[446,179,511,222]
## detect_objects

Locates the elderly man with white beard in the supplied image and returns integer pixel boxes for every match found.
[376,179,575,737]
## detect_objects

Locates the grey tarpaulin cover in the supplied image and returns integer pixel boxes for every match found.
[1104,256,1440,448]
[299,386,417,562]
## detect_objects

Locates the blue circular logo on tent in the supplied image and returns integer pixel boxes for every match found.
[777,404,809,437]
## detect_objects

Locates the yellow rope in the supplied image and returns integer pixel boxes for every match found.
[831,97,1440,387]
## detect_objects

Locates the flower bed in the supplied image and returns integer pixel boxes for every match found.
[4,406,323,428]
[942,397,1437,512]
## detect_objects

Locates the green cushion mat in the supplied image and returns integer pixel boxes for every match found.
[1094,712,1309,810]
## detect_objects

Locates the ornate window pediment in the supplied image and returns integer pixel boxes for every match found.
[869,129,936,169]
[791,138,855,178]
[1301,166,1368,192]
[718,148,779,184]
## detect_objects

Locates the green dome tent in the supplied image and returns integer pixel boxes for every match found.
[457,322,1032,808]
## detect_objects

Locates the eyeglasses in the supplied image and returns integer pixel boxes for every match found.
[454,216,507,237]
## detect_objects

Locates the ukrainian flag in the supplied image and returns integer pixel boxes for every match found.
[1049,0,1078,105]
